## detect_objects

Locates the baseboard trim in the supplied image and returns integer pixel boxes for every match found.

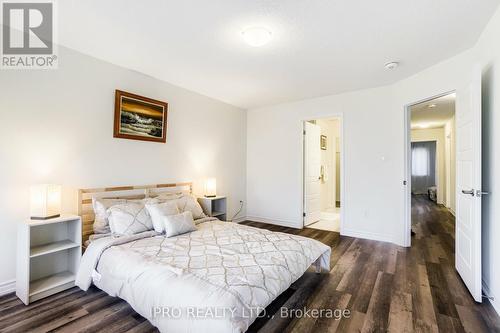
[482,279,499,316]
[342,228,397,245]
[0,279,15,297]
[231,216,247,223]
[245,217,399,244]
[245,215,301,229]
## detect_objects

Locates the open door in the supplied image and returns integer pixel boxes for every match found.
[455,66,483,302]
[304,122,321,226]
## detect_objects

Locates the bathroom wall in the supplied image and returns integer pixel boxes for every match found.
[317,119,340,211]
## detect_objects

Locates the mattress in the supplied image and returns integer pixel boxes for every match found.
[76,219,331,333]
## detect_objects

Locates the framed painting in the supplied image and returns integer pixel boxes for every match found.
[320,135,327,150]
[114,90,168,143]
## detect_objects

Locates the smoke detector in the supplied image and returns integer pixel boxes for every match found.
[384,61,399,70]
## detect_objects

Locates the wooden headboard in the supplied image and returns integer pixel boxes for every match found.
[78,182,192,245]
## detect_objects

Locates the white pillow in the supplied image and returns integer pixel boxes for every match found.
[92,197,158,234]
[145,201,180,233]
[151,193,206,220]
[163,211,197,237]
[175,195,206,220]
[92,198,126,234]
[107,202,154,236]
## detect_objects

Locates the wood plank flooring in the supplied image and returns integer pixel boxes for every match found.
[1,195,499,332]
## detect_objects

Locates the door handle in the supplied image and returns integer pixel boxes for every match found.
[476,190,489,197]
[462,189,475,196]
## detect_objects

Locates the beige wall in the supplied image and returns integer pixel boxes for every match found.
[317,119,340,211]
[335,134,341,205]
[445,117,456,213]
[411,128,447,205]
[331,120,341,205]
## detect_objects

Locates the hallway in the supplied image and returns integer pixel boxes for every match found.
[411,194,456,259]
[408,195,497,332]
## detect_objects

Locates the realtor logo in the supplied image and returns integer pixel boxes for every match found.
[1,0,57,69]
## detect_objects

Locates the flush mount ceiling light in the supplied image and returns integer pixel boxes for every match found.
[242,27,272,47]
[384,61,399,70]
[428,104,437,108]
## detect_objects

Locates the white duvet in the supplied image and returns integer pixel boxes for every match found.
[76,219,330,333]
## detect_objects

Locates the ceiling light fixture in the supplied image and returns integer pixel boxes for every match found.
[242,27,272,47]
[384,61,399,70]
[428,104,437,108]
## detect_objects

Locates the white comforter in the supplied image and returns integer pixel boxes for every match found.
[76,219,331,333]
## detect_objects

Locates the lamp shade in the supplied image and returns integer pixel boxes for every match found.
[30,184,61,220]
[204,178,217,198]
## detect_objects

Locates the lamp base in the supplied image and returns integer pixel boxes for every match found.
[204,195,216,198]
[30,214,61,220]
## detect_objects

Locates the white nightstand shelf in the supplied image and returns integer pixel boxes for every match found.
[197,196,227,221]
[30,240,80,258]
[17,215,82,305]
[29,271,76,298]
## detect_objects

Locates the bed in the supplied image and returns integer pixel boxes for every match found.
[75,182,331,333]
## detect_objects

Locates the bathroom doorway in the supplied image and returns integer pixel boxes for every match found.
[303,116,343,232]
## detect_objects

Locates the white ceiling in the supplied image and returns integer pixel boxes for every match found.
[411,93,455,129]
[59,0,499,109]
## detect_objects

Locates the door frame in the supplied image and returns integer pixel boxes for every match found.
[403,90,456,247]
[301,113,345,233]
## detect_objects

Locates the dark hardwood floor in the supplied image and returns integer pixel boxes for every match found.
[1,196,499,332]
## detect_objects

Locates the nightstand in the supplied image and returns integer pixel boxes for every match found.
[197,196,227,221]
[16,215,82,305]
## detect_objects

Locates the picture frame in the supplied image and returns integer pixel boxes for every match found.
[320,135,327,150]
[114,90,168,143]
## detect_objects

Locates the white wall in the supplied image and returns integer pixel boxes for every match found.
[247,4,500,314]
[247,86,400,242]
[0,46,247,289]
[411,127,447,205]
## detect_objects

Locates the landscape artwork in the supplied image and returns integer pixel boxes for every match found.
[114,90,168,143]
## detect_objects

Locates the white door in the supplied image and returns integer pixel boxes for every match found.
[304,122,321,226]
[455,67,482,302]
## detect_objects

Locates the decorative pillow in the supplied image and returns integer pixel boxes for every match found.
[92,198,126,234]
[107,202,154,236]
[175,195,206,220]
[92,197,158,234]
[162,211,196,238]
[145,201,180,233]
